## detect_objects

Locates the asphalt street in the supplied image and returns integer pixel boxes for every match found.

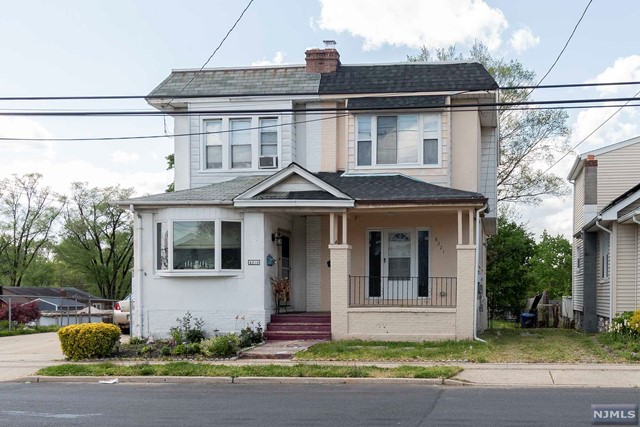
[1,383,639,426]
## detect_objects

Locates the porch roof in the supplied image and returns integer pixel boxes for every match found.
[117,165,486,208]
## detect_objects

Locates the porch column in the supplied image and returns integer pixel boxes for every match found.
[330,244,351,340]
[455,244,476,339]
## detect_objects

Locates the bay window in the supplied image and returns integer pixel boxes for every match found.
[155,220,242,272]
[356,113,441,167]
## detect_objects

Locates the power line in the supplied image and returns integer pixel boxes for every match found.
[542,87,640,174]
[2,95,640,117]
[162,0,254,109]
[533,0,594,90]
[2,102,640,143]
[0,80,638,102]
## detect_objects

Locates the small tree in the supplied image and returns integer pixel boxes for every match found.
[528,231,572,300]
[486,217,535,319]
[56,183,134,300]
[0,173,65,286]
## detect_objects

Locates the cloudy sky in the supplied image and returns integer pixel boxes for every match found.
[1,0,639,239]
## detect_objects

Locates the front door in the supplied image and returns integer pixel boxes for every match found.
[278,232,290,280]
[366,229,430,300]
[383,230,413,299]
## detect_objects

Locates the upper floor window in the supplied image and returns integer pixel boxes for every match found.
[202,117,279,171]
[356,113,441,167]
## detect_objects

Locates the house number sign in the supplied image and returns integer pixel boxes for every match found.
[247,259,261,266]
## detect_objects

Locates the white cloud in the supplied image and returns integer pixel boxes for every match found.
[589,55,640,95]
[509,26,540,54]
[1,158,172,197]
[111,150,139,165]
[0,117,55,159]
[251,51,287,66]
[518,196,573,240]
[316,0,508,51]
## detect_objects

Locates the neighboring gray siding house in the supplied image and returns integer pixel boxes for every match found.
[118,46,499,341]
[568,136,640,332]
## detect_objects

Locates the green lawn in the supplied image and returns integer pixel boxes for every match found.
[296,328,618,363]
[36,362,462,379]
[0,323,58,337]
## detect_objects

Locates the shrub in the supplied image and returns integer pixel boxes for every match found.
[201,334,240,358]
[169,312,205,344]
[631,310,640,335]
[129,336,146,345]
[58,323,121,360]
[239,322,263,348]
[0,301,41,323]
[610,311,636,335]
[160,346,171,357]
[170,343,200,356]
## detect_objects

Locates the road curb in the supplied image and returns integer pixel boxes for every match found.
[23,375,451,386]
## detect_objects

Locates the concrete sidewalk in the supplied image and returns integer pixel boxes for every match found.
[4,334,640,387]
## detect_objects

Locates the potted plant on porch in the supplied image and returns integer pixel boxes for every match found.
[271,277,291,314]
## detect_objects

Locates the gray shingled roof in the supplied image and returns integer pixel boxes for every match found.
[149,67,319,98]
[319,63,497,94]
[119,176,266,205]
[347,95,446,110]
[120,170,483,206]
[316,172,486,203]
[148,63,497,98]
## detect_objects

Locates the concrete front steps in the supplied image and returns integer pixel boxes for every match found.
[264,313,331,341]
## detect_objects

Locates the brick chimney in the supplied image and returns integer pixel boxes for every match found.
[584,154,598,205]
[305,40,340,73]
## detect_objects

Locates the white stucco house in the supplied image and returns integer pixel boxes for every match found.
[118,46,499,341]
[569,136,640,332]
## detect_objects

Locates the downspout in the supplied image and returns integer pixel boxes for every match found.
[130,204,143,338]
[633,214,640,310]
[474,204,488,343]
[595,215,612,326]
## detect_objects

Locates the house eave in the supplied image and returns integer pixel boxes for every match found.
[233,199,354,208]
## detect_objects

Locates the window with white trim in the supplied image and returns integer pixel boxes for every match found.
[201,117,280,171]
[600,233,610,280]
[155,220,242,272]
[230,119,251,169]
[204,119,223,169]
[356,113,441,167]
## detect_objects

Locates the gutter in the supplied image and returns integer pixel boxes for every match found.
[595,216,613,325]
[130,204,143,338]
[474,204,489,343]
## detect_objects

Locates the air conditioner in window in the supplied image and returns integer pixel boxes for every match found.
[259,156,278,169]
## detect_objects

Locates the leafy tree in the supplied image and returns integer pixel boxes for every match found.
[0,173,65,286]
[165,154,175,193]
[527,231,572,300]
[18,250,86,289]
[56,183,134,300]
[408,43,571,205]
[486,217,535,319]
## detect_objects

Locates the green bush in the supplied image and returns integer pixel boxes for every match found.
[239,322,263,348]
[201,334,240,358]
[610,311,635,334]
[58,323,121,360]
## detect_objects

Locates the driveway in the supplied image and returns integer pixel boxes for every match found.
[0,333,64,382]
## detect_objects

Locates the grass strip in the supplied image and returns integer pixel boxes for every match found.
[36,362,462,379]
[296,328,617,363]
[0,326,59,337]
